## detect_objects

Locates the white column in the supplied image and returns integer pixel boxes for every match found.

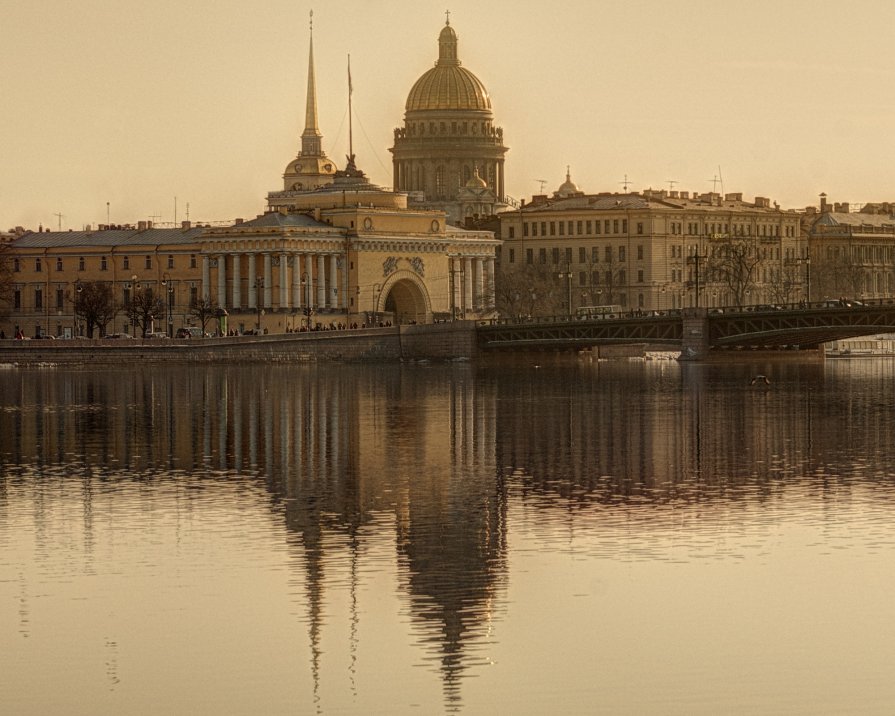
[292,254,302,308]
[231,253,241,308]
[263,253,272,307]
[202,256,210,300]
[317,254,326,307]
[329,255,338,309]
[247,253,257,309]
[475,257,485,310]
[217,255,227,308]
[279,253,289,309]
[463,256,474,311]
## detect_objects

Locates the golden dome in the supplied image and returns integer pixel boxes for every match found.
[405,22,491,112]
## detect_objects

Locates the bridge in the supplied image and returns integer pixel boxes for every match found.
[476,300,895,360]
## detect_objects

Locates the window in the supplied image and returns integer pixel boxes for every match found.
[56,288,64,310]
[540,222,547,236]
[618,270,626,284]
[605,247,612,262]
[567,221,574,235]
[14,289,21,309]
[55,258,62,271]
[13,258,19,272]
[577,221,583,235]
[565,247,572,264]
[579,272,587,286]
[592,247,599,263]
[539,248,547,264]
[637,245,644,260]
[552,248,560,264]
[622,220,627,233]
[79,257,85,271]
[35,258,42,272]
[100,256,108,271]
[604,220,610,234]
[549,222,556,236]
[526,248,533,264]
[508,248,515,263]
[591,271,600,286]
[619,247,626,262]
[190,286,198,305]
[637,222,644,235]
[167,255,174,269]
[123,288,131,305]
[579,247,587,264]
[637,270,644,283]
[145,255,152,269]
[531,223,538,237]
[523,223,529,237]
[190,254,197,269]
[508,226,515,239]
[638,293,644,308]
[595,221,601,235]
[613,220,619,234]
[558,221,564,236]
[586,220,592,234]
[34,287,43,310]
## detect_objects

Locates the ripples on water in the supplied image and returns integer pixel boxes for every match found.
[2,359,895,714]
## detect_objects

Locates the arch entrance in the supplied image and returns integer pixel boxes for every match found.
[380,275,430,325]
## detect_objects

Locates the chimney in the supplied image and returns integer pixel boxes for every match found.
[234,218,244,225]
[820,193,829,213]
[181,220,192,230]
[137,220,147,231]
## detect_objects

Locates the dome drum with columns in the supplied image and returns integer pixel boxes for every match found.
[391,20,508,226]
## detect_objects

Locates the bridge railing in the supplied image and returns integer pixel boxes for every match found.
[482,297,895,327]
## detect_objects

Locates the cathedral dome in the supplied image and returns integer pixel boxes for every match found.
[555,167,581,198]
[405,21,491,112]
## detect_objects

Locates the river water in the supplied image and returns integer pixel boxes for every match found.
[2,357,895,715]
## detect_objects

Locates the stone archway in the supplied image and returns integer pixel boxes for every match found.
[378,272,431,324]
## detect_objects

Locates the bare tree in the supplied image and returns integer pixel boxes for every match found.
[812,245,865,300]
[123,286,164,337]
[188,296,218,335]
[0,241,13,315]
[707,236,763,308]
[73,281,117,337]
[768,263,802,305]
[495,264,561,319]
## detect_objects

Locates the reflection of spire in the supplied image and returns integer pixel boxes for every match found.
[301,10,323,157]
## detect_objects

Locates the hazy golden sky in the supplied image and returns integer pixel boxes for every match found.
[3,0,894,230]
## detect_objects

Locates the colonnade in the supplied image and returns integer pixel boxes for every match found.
[202,251,343,311]
[450,256,496,314]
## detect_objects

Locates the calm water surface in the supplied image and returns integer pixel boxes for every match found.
[2,358,895,715]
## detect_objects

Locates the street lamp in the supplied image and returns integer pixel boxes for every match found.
[130,274,138,336]
[254,277,264,333]
[373,283,382,327]
[161,273,174,337]
[686,248,708,308]
[557,267,573,317]
[301,272,314,331]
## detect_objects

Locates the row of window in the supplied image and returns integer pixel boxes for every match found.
[12,254,198,273]
[11,285,198,312]
[513,219,798,240]
[507,245,645,265]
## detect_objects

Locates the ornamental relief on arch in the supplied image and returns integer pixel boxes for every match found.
[382,256,425,278]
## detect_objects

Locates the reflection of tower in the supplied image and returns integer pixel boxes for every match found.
[393,368,506,705]
[391,18,509,225]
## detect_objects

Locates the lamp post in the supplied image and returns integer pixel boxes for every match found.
[686,247,708,308]
[130,274,138,336]
[74,280,83,337]
[301,272,314,331]
[373,283,382,327]
[161,273,174,337]
[557,267,573,317]
[254,277,264,333]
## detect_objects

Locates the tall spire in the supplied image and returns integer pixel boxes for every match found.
[301,10,322,156]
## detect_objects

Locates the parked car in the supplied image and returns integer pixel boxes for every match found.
[145,332,169,339]
[105,333,134,339]
[175,327,206,339]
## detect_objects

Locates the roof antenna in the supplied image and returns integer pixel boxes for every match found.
[536,179,547,193]
[619,174,632,192]
[348,53,354,163]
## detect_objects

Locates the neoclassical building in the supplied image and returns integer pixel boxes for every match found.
[0,18,499,338]
[390,19,509,226]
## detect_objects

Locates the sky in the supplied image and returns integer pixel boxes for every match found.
[3,0,894,231]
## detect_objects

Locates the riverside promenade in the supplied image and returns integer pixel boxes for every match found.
[0,322,479,366]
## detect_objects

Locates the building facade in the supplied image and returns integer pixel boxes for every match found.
[497,174,805,317]
[390,19,509,226]
[0,19,499,338]
[804,196,895,301]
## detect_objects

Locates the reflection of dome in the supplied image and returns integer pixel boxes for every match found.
[556,166,581,198]
[405,22,491,112]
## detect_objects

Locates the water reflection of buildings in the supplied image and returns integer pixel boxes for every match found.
[0,365,506,707]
